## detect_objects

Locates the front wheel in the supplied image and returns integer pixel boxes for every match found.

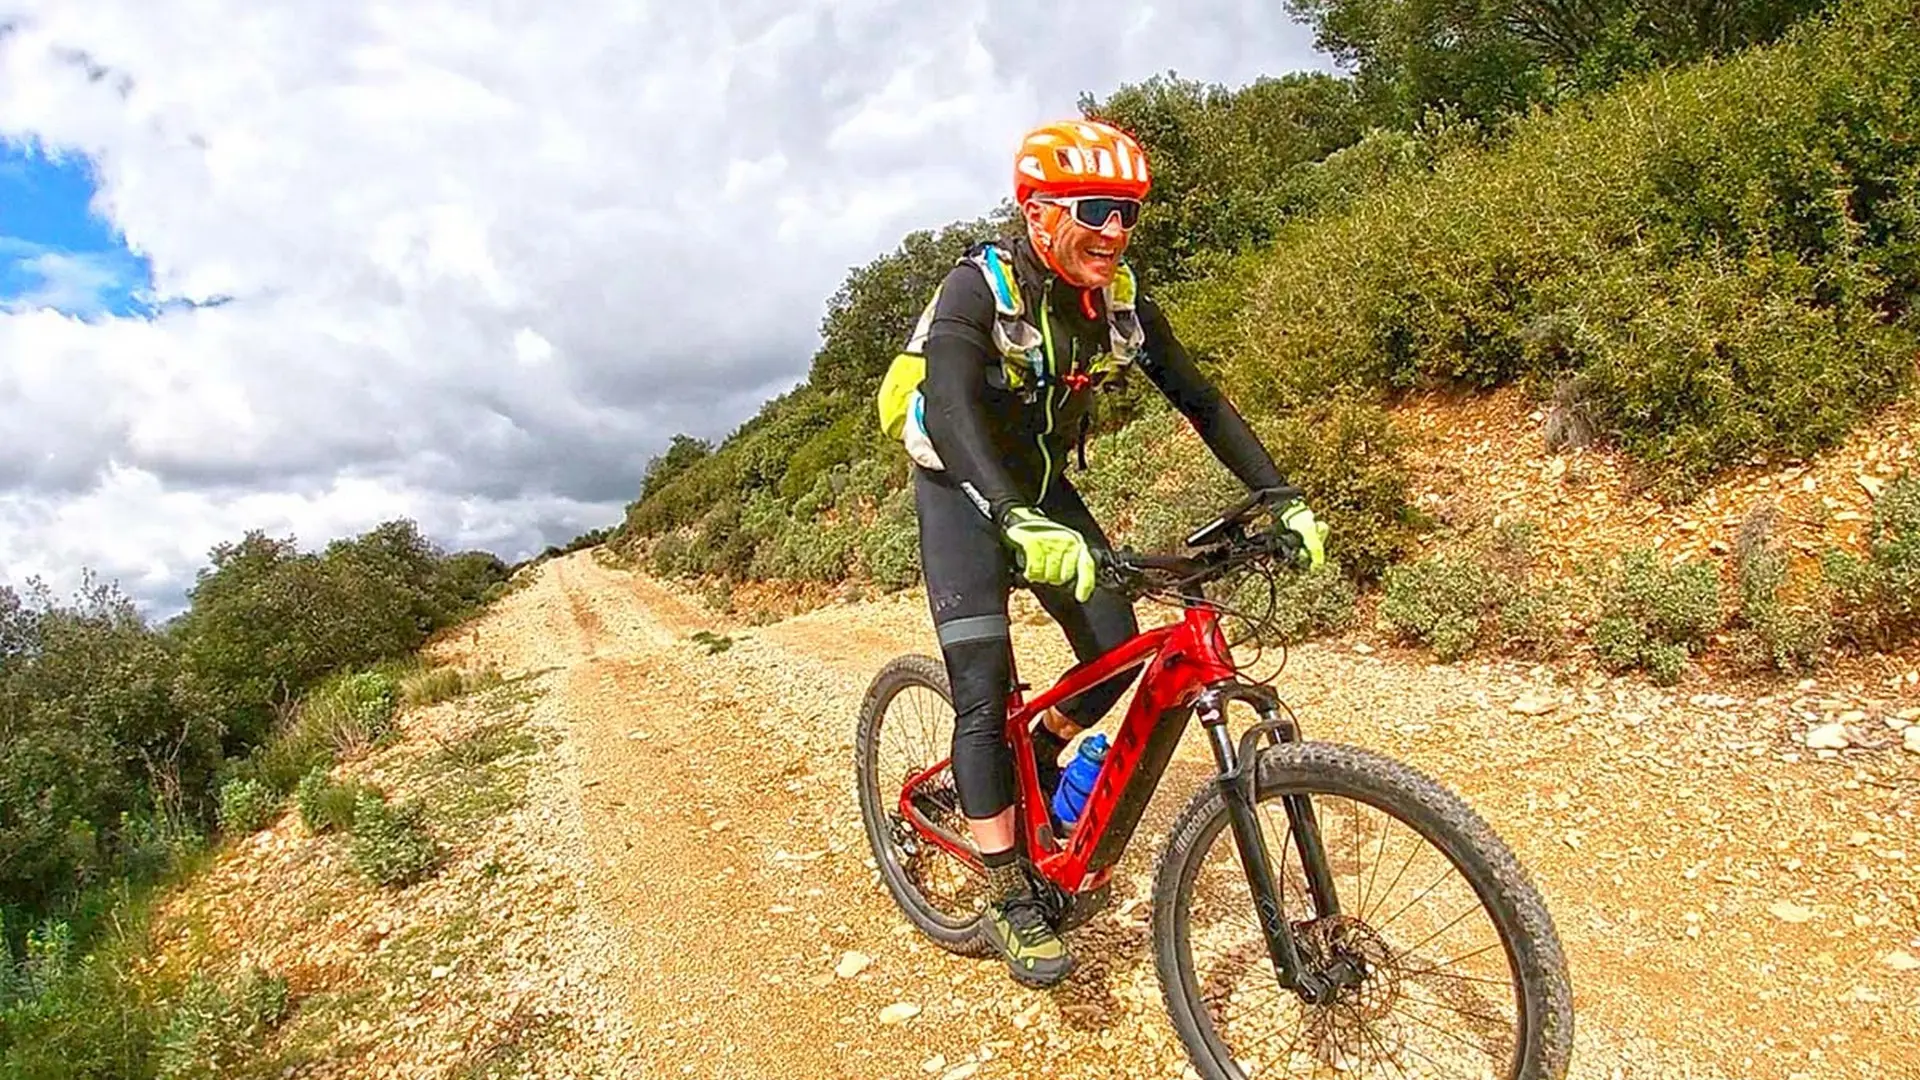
[1153,741,1572,1080]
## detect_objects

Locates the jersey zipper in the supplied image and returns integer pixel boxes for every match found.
[1036,294,1057,505]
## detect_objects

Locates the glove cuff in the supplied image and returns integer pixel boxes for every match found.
[999,505,1041,530]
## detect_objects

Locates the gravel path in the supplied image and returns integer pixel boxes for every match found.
[431,548,1919,1080]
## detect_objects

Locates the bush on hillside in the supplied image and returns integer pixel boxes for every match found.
[347,790,440,887]
[154,967,289,1080]
[305,670,399,759]
[1589,549,1723,684]
[1823,471,1920,651]
[1225,0,1920,496]
[1222,560,1359,647]
[1079,398,1416,580]
[1378,522,1568,661]
[214,778,275,836]
[293,768,375,836]
[1729,500,1830,673]
[858,485,921,591]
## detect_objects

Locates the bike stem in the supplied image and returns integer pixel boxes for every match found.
[1196,684,1340,1006]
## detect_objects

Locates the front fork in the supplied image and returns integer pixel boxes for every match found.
[1195,683,1347,1005]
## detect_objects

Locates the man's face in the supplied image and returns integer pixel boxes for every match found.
[1026,198,1134,289]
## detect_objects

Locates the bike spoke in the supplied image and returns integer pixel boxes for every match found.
[1179,783,1526,1080]
[1385,901,1484,965]
[1361,823,1425,927]
[1345,1004,1412,1080]
[1371,861,1461,937]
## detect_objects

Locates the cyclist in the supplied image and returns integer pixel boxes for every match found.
[875,118,1327,987]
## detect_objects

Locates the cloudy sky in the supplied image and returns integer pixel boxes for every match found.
[0,1,1330,617]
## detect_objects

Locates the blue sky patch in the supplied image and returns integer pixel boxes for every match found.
[0,139,158,318]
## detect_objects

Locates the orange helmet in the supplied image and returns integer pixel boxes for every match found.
[1013,119,1152,206]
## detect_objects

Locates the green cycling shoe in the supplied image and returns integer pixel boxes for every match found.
[981,892,1075,988]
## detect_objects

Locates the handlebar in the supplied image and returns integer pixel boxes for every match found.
[1009,486,1307,602]
[1093,526,1304,600]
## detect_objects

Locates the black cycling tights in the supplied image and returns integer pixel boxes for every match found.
[914,466,1141,820]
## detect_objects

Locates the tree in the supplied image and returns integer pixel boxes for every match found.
[806,210,1014,397]
[639,434,714,503]
[1284,0,1837,126]
[1079,72,1369,283]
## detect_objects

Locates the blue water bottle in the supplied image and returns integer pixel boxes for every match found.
[1050,734,1109,833]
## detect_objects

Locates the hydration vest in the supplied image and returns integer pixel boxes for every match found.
[875,241,1144,472]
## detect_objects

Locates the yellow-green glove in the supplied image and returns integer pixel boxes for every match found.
[1278,500,1329,569]
[1002,507,1098,603]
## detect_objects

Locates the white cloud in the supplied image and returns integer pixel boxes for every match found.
[0,0,1329,613]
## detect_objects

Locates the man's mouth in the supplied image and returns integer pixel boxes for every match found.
[1087,246,1116,259]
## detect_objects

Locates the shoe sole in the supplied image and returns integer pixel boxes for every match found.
[980,928,1076,989]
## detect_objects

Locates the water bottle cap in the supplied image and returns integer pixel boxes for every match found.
[1081,733,1109,762]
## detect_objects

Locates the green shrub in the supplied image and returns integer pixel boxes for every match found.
[1256,398,1418,579]
[154,967,289,1080]
[400,666,465,707]
[0,921,160,1078]
[292,767,371,836]
[836,456,903,513]
[647,531,696,579]
[1729,500,1829,672]
[347,790,440,887]
[762,516,855,584]
[780,411,866,501]
[398,663,501,709]
[1824,471,1920,651]
[1222,560,1358,646]
[303,670,399,759]
[1378,523,1567,661]
[215,777,275,836]
[1590,549,1723,684]
[1224,0,1920,494]
[1077,400,1416,580]
[858,485,921,591]
[1565,250,1912,495]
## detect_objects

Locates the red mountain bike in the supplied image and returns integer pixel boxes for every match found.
[855,488,1572,1080]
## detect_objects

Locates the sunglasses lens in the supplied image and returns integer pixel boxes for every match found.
[1074,198,1140,229]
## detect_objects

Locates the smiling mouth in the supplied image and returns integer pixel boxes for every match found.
[1087,247,1116,258]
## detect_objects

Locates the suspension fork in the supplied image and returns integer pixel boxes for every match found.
[1196,684,1342,1004]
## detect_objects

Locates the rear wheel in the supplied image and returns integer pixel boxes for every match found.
[1153,741,1572,1080]
[854,654,990,955]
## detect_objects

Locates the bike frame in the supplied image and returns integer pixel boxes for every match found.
[896,573,1358,999]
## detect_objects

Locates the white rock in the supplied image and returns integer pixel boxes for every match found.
[836,951,872,979]
[941,1065,980,1080]
[879,1002,922,1025]
[1509,694,1558,717]
[1769,900,1815,924]
[921,1055,947,1074]
[1905,727,1920,755]
[1805,723,1850,750]
[1883,950,1920,971]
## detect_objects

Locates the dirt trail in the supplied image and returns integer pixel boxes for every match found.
[454,550,1919,1080]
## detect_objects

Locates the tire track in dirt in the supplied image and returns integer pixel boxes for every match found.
[463,551,1920,1080]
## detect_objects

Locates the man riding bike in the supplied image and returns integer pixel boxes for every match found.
[874,118,1327,988]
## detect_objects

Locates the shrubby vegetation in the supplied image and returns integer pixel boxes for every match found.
[1379,522,1569,661]
[1,517,505,1071]
[618,1,1917,647]
[1223,0,1919,496]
